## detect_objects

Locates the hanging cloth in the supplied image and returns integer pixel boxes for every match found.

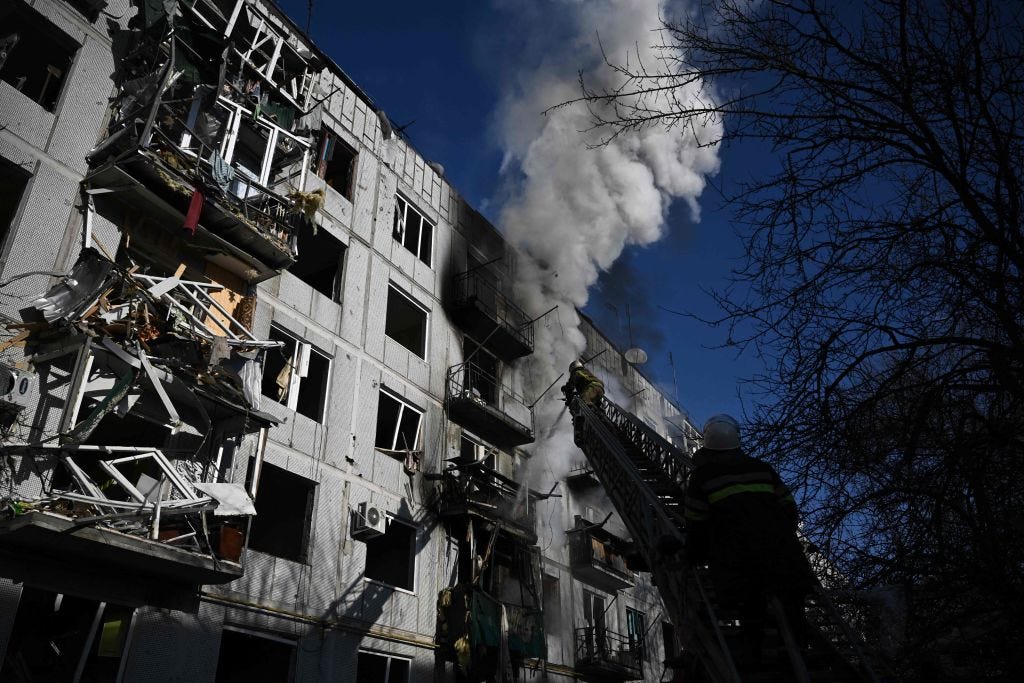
[183,188,204,235]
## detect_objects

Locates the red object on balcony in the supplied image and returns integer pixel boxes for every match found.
[183,188,204,235]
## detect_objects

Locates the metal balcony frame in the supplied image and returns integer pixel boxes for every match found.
[574,625,644,681]
[445,361,535,446]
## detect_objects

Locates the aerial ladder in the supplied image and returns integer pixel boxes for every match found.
[567,395,885,682]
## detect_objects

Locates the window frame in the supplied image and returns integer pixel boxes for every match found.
[356,649,412,683]
[362,513,418,594]
[316,126,358,201]
[391,194,434,267]
[384,284,429,359]
[374,388,423,454]
[261,324,332,422]
[626,607,647,660]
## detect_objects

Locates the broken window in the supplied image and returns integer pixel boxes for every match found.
[247,462,315,562]
[215,628,296,683]
[0,587,133,681]
[583,591,607,632]
[374,389,422,453]
[384,285,428,358]
[626,607,647,659]
[463,337,499,405]
[392,195,433,266]
[0,2,79,112]
[317,127,357,200]
[363,515,416,591]
[459,434,496,471]
[356,651,411,683]
[290,221,345,301]
[260,325,331,422]
[0,158,29,250]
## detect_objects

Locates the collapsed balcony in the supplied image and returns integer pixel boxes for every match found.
[85,0,323,283]
[0,249,277,608]
[435,460,538,543]
[436,535,545,678]
[449,269,534,361]
[569,518,635,593]
[436,584,546,678]
[446,362,534,447]
[574,626,644,682]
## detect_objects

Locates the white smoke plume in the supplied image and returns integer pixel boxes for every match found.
[495,0,722,497]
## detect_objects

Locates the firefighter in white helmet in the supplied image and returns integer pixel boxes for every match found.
[683,414,814,673]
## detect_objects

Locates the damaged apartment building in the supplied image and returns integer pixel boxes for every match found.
[0,1,700,681]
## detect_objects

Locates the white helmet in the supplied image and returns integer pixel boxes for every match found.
[569,360,584,371]
[701,414,741,451]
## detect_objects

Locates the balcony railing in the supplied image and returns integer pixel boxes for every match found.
[446,362,534,446]
[436,462,536,541]
[569,522,635,592]
[450,270,534,360]
[574,626,643,681]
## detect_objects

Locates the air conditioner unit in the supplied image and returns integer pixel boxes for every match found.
[0,365,36,411]
[351,502,386,541]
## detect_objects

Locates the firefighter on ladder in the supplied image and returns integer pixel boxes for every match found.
[683,414,815,675]
[561,360,605,445]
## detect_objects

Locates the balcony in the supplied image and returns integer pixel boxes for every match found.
[435,462,537,543]
[574,626,643,682]
[446,362,534,447]
[436,585,546,667]
[85,0,321,283]
[450,270,534,360]
[566,460,601,489]
[569,521,635,593]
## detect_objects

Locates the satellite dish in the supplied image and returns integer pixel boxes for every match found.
[624,348,648,364]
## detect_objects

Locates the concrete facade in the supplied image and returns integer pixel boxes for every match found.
[0,1,699,681]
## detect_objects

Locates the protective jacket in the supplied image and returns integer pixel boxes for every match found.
[564,367,604,404]
[683,448,813,603]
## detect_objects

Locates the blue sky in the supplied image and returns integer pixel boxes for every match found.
[276,0,767,427]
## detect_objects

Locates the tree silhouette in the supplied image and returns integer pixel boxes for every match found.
[569,0,1024,676]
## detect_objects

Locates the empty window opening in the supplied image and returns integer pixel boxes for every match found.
[543,575,562,662]
[0,158,29,250]
[374,389,422,454]
[363,515,416,591]
[356,651,411,683]
[583,591,607,632]
[662,621,678,661]
[215,628,295,683]
[261,325,331,422]
[248,462,315,562]
[291,221,345,301]
[626,607,647,659]
[463,337,499,405]
[460,434,496,471]
[317,127,357,200]
[392,195,433,266]
[0,3,79,112]
[384,285,428,358]
[0,587,133,682]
